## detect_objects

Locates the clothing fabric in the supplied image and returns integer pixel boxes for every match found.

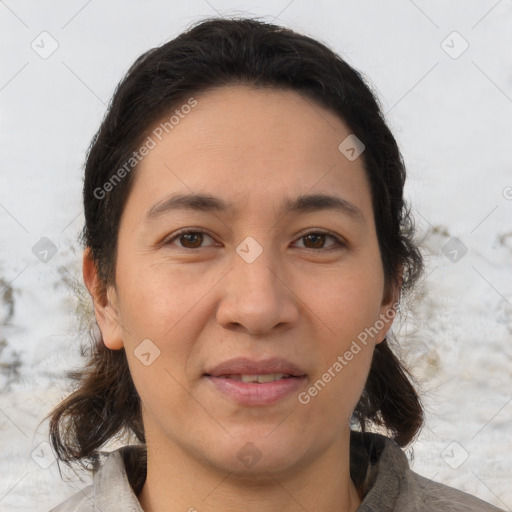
[48,431,504,511]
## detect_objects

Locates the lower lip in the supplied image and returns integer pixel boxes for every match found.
[205,375,307,405]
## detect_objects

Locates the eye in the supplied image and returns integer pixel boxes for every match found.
[164,229,216,250]
[163,229,345,251]
[293,230,345,250]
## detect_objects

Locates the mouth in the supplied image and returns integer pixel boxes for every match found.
[209,373,298,383]
[205,356,306,379]
[203,358,307,405]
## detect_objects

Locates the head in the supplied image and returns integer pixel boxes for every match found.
[48,16,423,489]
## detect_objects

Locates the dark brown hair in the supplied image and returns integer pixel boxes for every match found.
[46,16,424,482]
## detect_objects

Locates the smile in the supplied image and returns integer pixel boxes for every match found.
[205,374,306,406]
[218,373,294,383]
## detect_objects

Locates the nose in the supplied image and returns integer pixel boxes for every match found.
[216,243,300,335]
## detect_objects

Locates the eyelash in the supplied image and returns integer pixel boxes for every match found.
[163,228,346,252]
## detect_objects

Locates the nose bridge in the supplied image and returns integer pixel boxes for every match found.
[232,234,281,300]
[216,234,298,334]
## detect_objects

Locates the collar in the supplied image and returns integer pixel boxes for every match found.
[91,431,412,511]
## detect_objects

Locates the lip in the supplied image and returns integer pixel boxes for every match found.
[205,375,307,405]
[205,357,306,377]
[204,357,307,406]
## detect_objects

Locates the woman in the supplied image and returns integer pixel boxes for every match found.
[46,17,504,512]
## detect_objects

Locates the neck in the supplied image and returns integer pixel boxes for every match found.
[137,430,361,512]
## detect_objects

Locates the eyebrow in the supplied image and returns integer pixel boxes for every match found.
[145,192,365,223]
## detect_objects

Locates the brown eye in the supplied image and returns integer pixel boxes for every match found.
[295,231,344,250]
[303,233,326,249]
[179,232,204,248]
[165,230,215,249]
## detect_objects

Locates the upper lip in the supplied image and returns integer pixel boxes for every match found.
[205,357,306,377]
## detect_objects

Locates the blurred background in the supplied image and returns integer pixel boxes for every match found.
[0,1,511,510]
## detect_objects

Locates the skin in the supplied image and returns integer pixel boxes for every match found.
[83,85,398,512]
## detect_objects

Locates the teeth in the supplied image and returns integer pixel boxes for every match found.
[236,373,288,383]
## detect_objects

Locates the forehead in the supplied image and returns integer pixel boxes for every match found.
[155,85,351,160]
[130,85,372,216]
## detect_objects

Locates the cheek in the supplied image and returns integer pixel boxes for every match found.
[295,341,374,446]
[115,256,208,341]
[312,265,385,343]
[302,266,384,402]
[114,265,201,401]
[293,277,383,419]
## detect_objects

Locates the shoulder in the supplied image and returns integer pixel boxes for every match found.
[48,484,95,512]
[351,431,505,512]
[399,471,505,511]
[48,446,144,512]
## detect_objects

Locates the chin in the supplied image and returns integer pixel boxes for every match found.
[203,432,305,477]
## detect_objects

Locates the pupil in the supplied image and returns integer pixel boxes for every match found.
[182,233,202,248]
[306,234,324,248]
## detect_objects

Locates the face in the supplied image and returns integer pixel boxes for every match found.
[89,85,396,477]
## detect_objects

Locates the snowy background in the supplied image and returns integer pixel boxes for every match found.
[1,1,511,510]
